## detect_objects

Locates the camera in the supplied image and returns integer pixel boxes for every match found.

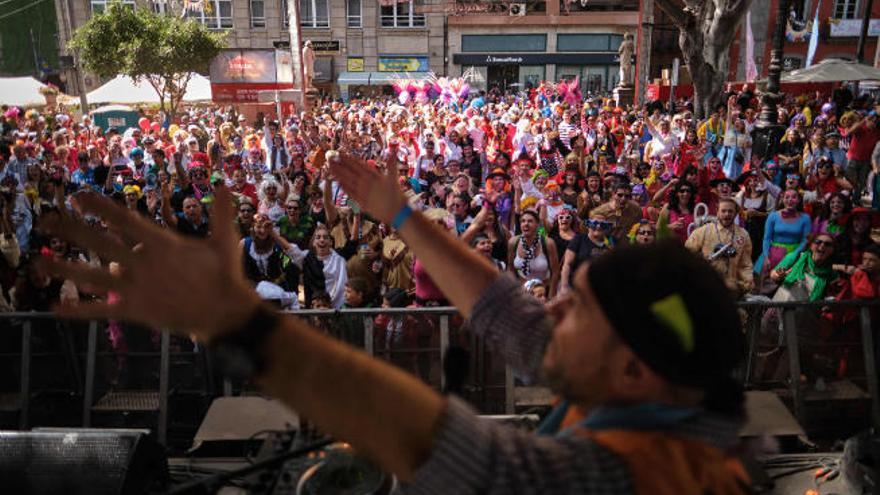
[709,243,737,260]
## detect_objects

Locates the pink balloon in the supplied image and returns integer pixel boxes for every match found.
[138,117,150,132]
[150,122,161,132]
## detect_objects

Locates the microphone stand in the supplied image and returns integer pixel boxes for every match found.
[168,437,334,494]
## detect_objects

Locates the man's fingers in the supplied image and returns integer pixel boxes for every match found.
[36,258,120,294]
[39,214,134,264]
[75,192,169,248]
[210,186,239,260]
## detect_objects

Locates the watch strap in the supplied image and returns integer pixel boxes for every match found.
[210,304,281,380]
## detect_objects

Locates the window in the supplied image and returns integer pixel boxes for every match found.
[186,0,233,29]
[556,34,624,52]
[347,0,362,27]
[462,34,546,52]
[90,0,134,14]
[381,0,425,28]
[251,0,266,27]
[281,0,289,26]
[832,0,860,19]
[300,0,329,28]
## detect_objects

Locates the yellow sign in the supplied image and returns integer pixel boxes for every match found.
[377,57,428,72]
[347,58,364,72]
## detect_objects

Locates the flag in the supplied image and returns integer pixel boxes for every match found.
[745,10,758,82]
[806,0,821,67]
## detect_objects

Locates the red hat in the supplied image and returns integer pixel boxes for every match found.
[851,207,880,227]
[191,151,209,164]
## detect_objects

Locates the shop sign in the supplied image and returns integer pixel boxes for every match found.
[347,58,365,72]
[453,52,618,65]
[378,57,429,72]
[310,40,341,53]
[211,82,294,103]
[211,50,281,84]
[829,18,880,37]
[416,2,496,15]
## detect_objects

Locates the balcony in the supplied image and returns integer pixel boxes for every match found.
[562,0,638,14]
[446,0,638,26]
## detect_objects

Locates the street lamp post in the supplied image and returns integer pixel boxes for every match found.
[753,0,789,162]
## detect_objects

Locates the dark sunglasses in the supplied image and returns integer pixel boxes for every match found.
[814,239,834,247]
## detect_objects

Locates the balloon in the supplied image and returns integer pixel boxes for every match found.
[150,121,161,133]
[138,117,150,132]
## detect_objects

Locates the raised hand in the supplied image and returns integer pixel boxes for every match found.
[36,187,259,342]
[331,152,407,224]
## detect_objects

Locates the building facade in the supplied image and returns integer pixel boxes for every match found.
[446,0,639,94]
[55,0,445,99]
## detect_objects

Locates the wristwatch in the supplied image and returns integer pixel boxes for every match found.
[210,305,282,380]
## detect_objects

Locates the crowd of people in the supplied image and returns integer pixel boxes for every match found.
[1,83,879,342]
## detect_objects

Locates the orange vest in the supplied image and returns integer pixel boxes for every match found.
[575,428,751,495]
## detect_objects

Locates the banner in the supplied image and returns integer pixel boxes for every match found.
[829,19,880,37]
[378,57,429,72]
[210,50,278,84]
[745,10,758,82]
[805,0,821,67]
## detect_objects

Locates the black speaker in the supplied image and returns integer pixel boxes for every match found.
[0,428,168,495]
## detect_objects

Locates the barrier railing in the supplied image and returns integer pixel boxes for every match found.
[1,300,878,444]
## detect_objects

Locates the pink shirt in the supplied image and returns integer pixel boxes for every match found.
[413,258,445,303]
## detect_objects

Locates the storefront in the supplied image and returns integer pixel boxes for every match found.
[209,49,294,118]
[453,53,620,93]
[337,56,431,102]
[451,32,623,94]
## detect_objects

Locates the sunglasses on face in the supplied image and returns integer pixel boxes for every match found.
[637,229,654,236]
[586,219,613,230]
[615,192,630,198]
[814,239,834,247]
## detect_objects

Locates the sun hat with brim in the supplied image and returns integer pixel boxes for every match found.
[710,177,739,190]
[735,170,761,186]
[851,207,880,227]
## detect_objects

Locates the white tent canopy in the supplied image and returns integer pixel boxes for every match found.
[86,73,212,105]
[782,58,880,83]
[0,76,53,107]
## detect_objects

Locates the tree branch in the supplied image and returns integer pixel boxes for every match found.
[722,0,752,18]
[654,0,690,27]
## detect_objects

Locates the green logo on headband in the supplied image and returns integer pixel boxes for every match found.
[650,293,694,353]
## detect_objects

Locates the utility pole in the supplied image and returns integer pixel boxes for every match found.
[56,0,89,110]
[286,0,306,111]
[29,28,40,78]
[856,0,875,63]
[636,0,654,105]
[753,0,788,161]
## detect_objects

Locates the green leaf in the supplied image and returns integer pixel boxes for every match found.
[70,0,226,115]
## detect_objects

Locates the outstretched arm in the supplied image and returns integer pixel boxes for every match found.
[330,153,499,319]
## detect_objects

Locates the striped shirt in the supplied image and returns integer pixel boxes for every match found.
[401,273,744,494]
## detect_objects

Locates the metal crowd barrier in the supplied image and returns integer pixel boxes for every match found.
[1,300,878,445]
